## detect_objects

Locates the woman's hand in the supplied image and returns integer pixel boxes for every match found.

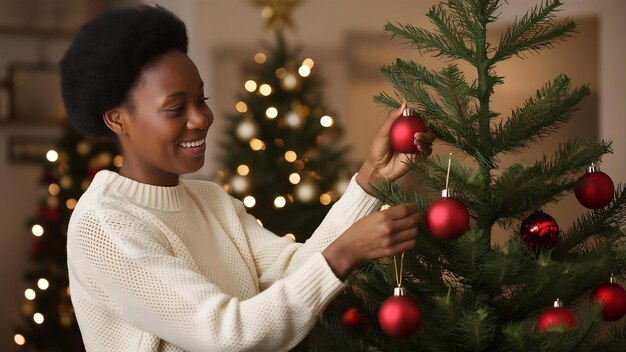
[322,204,420,281]
[356,102,435,195]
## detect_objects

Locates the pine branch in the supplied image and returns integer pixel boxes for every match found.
[491,75,590,156]
[493,0,576,62]
[491,140,612,219]
[555,184,626,256]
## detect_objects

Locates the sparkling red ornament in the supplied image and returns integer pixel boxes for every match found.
[341,307,368,333]
[537,299,576,332]
[378,287,421,338]
[591,277,626,321]
[426,190,470,240]
[575,164,614,209]
[389,108,427,154]
[520,210,559,250]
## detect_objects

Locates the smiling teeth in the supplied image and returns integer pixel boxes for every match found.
[179,139,205,148]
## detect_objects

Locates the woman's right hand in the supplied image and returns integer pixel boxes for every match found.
[321,204,420,281]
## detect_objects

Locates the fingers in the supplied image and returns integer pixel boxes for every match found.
[380,203,419,220]
[414,129,435,157]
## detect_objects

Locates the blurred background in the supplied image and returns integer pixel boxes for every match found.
[0,0,624,350]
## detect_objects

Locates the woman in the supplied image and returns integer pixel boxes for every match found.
[61,5,434,352]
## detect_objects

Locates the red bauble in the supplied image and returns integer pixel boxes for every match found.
[341,307,368,333]
[575,168,614,209]
[389,109,427,154]
[591,282,626,321]
[520,210,559,250]
[426,194,470,240]
[537,300,576,332]
[378,288,421,338]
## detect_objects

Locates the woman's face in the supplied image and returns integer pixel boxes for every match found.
[115,50,213,186]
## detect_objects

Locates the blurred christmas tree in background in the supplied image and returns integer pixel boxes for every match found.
[217,0,355,241]
[14,124,119,351]
[305,1,626,351]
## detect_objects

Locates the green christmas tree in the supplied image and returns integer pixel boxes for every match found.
[306,1,626,351]
[217,30,354,241]
[14,124,119,351]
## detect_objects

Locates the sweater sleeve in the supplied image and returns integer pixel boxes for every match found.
[67,203,343,352]
[239,174,382,286]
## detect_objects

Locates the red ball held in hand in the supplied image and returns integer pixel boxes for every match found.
[536,299,576,332]
[520,209,559,250]
[591,275,626,321]
[378,286,422,338]
[389,108,427,154]
[341,307,368,333]
[575,163,614,209]
[426,155,470,240]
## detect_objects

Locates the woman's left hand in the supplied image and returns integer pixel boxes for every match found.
[356,102,435,195]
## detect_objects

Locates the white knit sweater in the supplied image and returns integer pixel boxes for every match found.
[67,170,381,352]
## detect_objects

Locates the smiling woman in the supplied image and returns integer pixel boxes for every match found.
[59,4,432,352]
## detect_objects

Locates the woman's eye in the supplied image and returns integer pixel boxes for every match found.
[167,106,185,114]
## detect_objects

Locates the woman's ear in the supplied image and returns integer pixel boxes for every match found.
[103,108,127,136]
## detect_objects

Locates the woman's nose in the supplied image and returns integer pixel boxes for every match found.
[187,107,212,130]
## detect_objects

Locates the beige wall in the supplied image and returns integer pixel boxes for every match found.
[1,0,624,350]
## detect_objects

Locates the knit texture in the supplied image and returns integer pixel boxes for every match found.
[67,170,381,351]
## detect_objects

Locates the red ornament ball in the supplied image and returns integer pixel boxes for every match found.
[341,307,368,333]
[378,294,421,338]
[389,112,427,154]
[591,282,626,321]
[575,171,614,209]
[537,306,576,332]
[426,196,470,240]
[520,210,559,250]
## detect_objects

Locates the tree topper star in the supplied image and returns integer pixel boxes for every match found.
[249,0,302,31]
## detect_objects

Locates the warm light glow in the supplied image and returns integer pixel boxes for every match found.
[298,65,311,77]
[244,80,257,92]
[294,160,305,170]
[113,155,123,168]
[275,67,287,78]
[256,219,264,227]
[243,196,256,208]
[265,107,278,119]
[250,138,265,151]
[24,289,36,300]
[254,52,267,64]
[237,120,257,140]
[320,193,332,205]
[285,111,302,128]
[285,233,296,241]
[47,196,59,209]
[60,176,72,189]
[284,151,297,162]
[320,115,334,127]
[76,141,91,155]
[14,334,25,346]
[31,224,44,237]
[66,286,71,296]
[66,198,77,210]
[231,175,249,194]
[289,173,301,184]
[259,84,272,96]
[282,73,297,90]
[274,196,287,208]
[235,101,248,113]
[37,278,49,290]
[274,138,284,147]
[33,313,44,324]
[46,150,58,162]
[48,183,60,196]
[237,164,250,176]
[302,58,315,68]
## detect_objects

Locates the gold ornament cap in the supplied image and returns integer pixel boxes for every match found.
[441,189,453,197]
[402,108,413,117]
[588,162,599,173]
[553,298,564,308]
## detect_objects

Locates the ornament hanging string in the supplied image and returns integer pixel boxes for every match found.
[393,252,405,287]
[445,153,452,191]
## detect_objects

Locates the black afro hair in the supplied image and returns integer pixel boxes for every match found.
[60,5,188,138]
